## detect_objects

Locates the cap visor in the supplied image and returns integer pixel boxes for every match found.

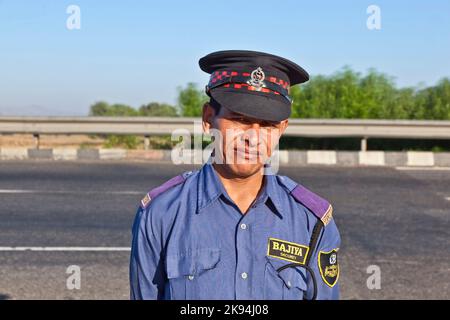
[210,89,291,122]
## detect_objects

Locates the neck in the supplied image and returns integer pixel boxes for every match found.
[212,163,265,214]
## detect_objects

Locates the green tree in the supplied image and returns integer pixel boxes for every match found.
[89,101,139,116]
[292,68,366,119]
[414,78,450,120]
[290,67,445,120]
[89,101,110,116]
[139,102,178,117]
[177,82,209,116]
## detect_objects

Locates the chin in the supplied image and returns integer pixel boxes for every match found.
[227,162,265,178]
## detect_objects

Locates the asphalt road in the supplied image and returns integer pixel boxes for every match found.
[0,161,449,300]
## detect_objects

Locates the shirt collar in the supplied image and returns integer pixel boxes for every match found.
[263,167,284,219]
[196,162,225,213]
[196,162,284,218]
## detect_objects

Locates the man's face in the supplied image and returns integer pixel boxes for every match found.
[202,103,288,178]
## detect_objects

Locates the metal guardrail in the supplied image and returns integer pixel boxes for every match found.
[1,116,450,151]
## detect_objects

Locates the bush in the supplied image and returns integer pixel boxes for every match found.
[103,135,139,149]
[139,103,179,117]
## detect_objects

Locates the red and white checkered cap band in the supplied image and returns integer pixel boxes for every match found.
[206,70,292,103]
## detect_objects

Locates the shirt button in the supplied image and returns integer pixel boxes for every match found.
[188,275,194,281]
[241,272,248,280]
[287,281,292,288]
[240,223,247,230]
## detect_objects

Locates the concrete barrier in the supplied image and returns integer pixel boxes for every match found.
[434,153,450,166]
[336,152,359,166]
[53,148,78,161]
[99,149,127,160]
[287,151,307,166]
[358,151,385,166]
[126,150,165,161]
[0,148,450,167]
[307,151,337,165]
[77,149,100,160]
[385,152,408,166]
[0,148,28,160]
[276,150,290,165]
[28,149,53,160]
[407,151,435,166]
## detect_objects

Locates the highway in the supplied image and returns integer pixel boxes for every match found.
[0,161,449,299]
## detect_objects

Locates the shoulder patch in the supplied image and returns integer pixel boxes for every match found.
[140,171,194,209]
[291,184,333,226]
[318,248,339,287]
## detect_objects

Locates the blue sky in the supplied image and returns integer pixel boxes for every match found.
[0,0,449,115]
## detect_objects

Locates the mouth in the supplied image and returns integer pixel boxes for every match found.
[234,148,259,159]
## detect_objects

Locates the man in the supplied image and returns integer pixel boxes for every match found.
[130,50,341,300]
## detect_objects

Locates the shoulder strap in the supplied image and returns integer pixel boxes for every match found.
[278,175,333,226]
[140,171,194,209]
[291,184,333,226]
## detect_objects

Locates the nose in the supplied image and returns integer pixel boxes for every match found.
[242,124,260,147]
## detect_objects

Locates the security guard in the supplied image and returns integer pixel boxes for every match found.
[130,50,341,300]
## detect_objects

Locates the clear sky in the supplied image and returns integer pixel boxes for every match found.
[0,0,449,116]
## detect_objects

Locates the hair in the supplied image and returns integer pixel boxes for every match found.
[208,97,222,116]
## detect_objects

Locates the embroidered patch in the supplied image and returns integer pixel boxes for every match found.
[267,238,309,265]
[318,248,339,287]
[321,205,333,226]
[140,193,151,209]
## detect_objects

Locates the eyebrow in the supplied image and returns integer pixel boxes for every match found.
[221,109,281,124]
[226,112,246,118]
[227,114,280,125]
[226,114,256,121]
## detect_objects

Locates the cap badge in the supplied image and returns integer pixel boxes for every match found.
[248,67,265,90]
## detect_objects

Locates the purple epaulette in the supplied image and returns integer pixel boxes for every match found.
[291,184,333,226]
[140,171,193,209]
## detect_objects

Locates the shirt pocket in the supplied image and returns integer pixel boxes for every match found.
[165,248,221,300]
[264,256,308,300]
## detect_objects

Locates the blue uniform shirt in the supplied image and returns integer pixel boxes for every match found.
[130,162,341,300]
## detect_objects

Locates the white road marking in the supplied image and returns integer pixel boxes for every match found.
[0,247,131,252]
[395,166,450,171]
[0,189,142,195]
[375,259,422,266]
[0,190,32,193]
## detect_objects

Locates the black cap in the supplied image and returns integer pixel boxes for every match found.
[199,50,309,121]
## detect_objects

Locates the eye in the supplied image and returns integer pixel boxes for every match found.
[231,117,251,124]
[261,121,279,128]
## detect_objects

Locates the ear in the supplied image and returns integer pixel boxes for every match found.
[202,102,215,134]
[279,119,289,136]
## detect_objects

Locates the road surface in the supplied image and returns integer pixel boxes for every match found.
[0,161,448,299]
